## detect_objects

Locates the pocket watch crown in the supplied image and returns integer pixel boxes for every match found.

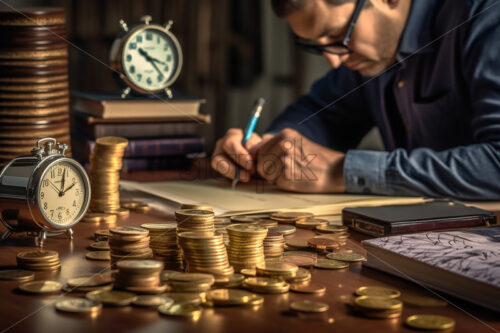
[140,15,152,25]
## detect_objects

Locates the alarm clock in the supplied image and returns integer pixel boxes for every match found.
[0,138,91,246]
[110,15,183,99]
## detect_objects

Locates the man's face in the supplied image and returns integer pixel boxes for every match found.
[287,0,401,77]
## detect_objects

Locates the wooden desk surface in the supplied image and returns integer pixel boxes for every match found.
[0,190,499,333]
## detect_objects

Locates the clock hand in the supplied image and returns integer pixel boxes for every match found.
[60,182,76,197]
[47,180,61,194]
[138,48,164,78]
[60,167,66,194]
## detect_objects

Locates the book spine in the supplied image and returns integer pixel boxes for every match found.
[92,122,201,138]
[71,135,205,159]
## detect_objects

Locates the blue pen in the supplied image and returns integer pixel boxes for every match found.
[232,97,265,190]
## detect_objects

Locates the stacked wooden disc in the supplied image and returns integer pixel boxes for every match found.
[0,8,70,166]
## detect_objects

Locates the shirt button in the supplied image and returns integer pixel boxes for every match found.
[397,80,405,88]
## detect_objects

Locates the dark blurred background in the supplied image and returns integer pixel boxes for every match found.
[0,0,381,152]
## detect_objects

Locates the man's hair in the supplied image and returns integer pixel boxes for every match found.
[271,0,359,17]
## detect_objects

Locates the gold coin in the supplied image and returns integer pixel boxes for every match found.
[158,302,202,317]
[66,274,114,288]
[89,241,110,251]
[314,259,349,270]
[81,213,105,223]
[240,268,256,277]
[109,226,148,236]
[86,251,110,261]
[227,224,268,234]
[271,211,313,221]
[116,259,163,272]
[168,272,214,284]
[269,225,296,235]
[135,204,151,213]
[354,296,403,311]
[163,292,205,305]
[281,255,317,267]
[326,252,365,262]
[206,288,255,306]
[16,250,58,261]
[0,269,35,282]
[95,136,128,147]
[290,300,329,313]
[256,261,299,275]
[295,218,329,229]
[290,283,326,294]
[55,298,102,314]
[316,224,348,233]
[180,203,213,211]
[121,201,139,209]
[132,295,174,308]
[86,290,137,306]
[18,280,62,294]
[356,286,401,298]
[406,314,455,330]
[307,237,340,251]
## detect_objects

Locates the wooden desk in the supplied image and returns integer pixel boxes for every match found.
[0,189,498,333]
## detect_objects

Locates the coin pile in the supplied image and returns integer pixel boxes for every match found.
[114,260,166,294]
[226,224,268,271]
[108,226,153,266]
[354,286,403,318]
[263,231,284,258]
[0,8,70,166]
[242,276,290,294]
[255,261,299,280]
[88,137,128,214]
[141,223,182,270]
[65,273,114,293]
[177,231,233,278]
[16,249,60,271]
[175,209,215,234]
[165,272,215,292]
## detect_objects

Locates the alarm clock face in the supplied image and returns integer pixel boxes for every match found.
[38,161,87,226]
[122,26,181,92]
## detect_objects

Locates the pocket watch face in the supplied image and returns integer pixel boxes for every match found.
[38,161,87,226]
[122,27,180,91]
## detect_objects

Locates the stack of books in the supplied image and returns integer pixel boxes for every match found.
[70,91,209,172]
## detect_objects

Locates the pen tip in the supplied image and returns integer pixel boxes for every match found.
[255,97,265,108]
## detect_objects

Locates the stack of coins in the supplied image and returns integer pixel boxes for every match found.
[165,272,214,293]
[88,137,128,214]
[226,224,268,271]
[0,8,70,166]
[16,249,60,271]
[269,211,313,224]
[354,286,403,318]
[108,226,153,266]
[114,260,166,294]
[141,223,182,270]
[295,218,329,230]
[263,231,284,258]
[255,261,298,280]
[177,231,233,278]
[175,209,215,234]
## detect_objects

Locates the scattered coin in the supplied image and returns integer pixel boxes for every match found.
[270,212,313,223]
[281,255,317,267]
[85,251,111,261]
[158,302,202,317]
[290,300,329,313]
[290,283,326,294]
[269,225,296,236]
[132,295,174,308]
[243,277,290,294]
[89,241,110,251]
[316,225,348,233]
[326,252,365,262]
[354,296,403,311]
[314,259,349,270]
[86,290,137,307]
[406,314,455,331]
[66,274,114,288]
[307,237,340,251]
[206,288,256,306]
[55,298,102,314]
[18,280,62,294]
[355,286,401,298]
[0,269,35,282]
[295,218,329,229]
[135,204,151,213]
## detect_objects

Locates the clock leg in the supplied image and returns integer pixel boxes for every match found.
[35,231,47,247]
[1,230,12,242]
[66,228,74,240]
[165,88,173,99]
[121,87,131,99]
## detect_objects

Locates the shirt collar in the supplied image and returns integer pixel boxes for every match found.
[397,0,440,58]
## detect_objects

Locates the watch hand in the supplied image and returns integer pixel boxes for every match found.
[60,182,76,197]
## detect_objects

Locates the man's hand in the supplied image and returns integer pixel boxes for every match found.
[211,128,273,182]
[255,128,346,193]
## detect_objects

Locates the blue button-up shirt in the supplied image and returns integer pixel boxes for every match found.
[268,0,500,200]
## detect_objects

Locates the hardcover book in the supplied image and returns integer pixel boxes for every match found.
[362,227,500,312]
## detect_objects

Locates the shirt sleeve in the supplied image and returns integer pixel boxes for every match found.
[345,2,500,200]
[267,67,374,152]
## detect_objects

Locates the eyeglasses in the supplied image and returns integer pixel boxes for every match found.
[294,0,366,55]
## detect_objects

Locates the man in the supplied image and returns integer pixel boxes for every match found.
[211,0,500,200]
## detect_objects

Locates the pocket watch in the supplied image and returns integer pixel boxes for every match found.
[0,138,91,246]
[110,15,183,99]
